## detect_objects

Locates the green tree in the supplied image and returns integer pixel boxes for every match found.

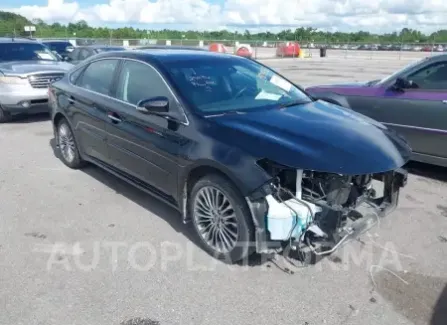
[1,10,447,43]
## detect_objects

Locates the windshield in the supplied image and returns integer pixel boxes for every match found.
[377,57,428,85]
[163,57,312,114]
[0,42,59,62]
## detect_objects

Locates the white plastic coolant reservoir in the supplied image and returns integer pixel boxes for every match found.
[265,195,321,241]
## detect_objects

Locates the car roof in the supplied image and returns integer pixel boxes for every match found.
[42,40,72,43]
[136,45,208,51]
[79,45,125,49]
[427,53,447,61]
[92,49,240,64]
[0,37,39,44]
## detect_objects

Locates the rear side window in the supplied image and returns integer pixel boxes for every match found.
[76,59,119,96]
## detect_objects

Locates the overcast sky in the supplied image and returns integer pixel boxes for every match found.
[1,0,447,33]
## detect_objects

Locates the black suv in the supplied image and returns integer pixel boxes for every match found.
[49,50,409,263]
[42,40,75,60]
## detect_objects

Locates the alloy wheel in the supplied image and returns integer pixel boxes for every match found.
[193,186,239,253]
[58,123,76,163]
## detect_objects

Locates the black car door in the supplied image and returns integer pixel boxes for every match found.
[105,59,187,198]
[67,58,121,164]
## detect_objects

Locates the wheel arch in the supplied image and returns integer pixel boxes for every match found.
[53,111,67,128]
[178,160,251,223]
[52,111,84,159]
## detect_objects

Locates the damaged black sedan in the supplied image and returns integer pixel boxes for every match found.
[49,50,411,263]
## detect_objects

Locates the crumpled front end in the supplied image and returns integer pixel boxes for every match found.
[246,160,408,257]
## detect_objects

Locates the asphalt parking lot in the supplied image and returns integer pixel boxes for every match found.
[1,53,447,325]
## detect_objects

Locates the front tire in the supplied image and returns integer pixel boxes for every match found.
[0,106,11,123]
[56,119,84,169]
[189,174,254,263]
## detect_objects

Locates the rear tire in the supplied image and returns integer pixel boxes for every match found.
[56,118,84,169]
[189,174,254,263]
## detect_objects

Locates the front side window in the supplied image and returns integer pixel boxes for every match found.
[162,57,311,114]
[76,59,119,96]
[408,61,447,90]
[116,60,172,105]
[0,43,59,62]
[377,57,430,86]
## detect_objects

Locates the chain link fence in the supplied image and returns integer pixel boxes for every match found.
[66,38,447,60]
[1,28,446,60]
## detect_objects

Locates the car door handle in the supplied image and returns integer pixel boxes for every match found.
[107,113,122,123]
[68,96,76,104]
[443,100,447,104]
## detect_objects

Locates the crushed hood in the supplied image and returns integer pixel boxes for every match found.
[0,61,74,76]
[207,100,412,175]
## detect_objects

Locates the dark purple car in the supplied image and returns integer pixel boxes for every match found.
[306,54,447,167]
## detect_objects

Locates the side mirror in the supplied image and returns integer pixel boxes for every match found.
[136,96,169,114]
[394,77,413,90]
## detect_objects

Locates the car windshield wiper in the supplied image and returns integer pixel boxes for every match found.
[205,110,247,118]
[278,100,308,108]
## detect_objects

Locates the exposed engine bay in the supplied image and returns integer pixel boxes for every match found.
[250,159,408,258]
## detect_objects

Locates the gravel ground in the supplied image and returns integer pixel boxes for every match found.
[0,54,446,325]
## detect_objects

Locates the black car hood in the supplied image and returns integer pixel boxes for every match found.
[206,100,411,175]
[0,60,73,75]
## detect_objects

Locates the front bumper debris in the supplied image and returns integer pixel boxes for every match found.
[247,168,408,255]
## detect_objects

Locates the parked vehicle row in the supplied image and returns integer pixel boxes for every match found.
[305,43,447,52]
[0,37,206,122]
[63,45,126,64]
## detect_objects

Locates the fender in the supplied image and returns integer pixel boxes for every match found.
[177,158,271,223]
[52,111,70,143]
[52,110,87,161]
